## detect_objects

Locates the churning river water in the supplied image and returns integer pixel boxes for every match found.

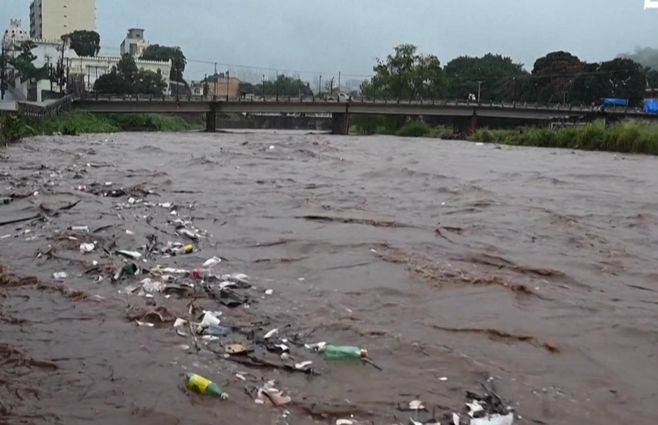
[1,131,657,425]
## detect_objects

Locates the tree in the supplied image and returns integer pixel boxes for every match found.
[117,54,138,84]
[62,30,100,57]
[239,81,257,95]
[140,45,186,82]
[133,69,167,95]
[445,54,528,101]
[365,44,447,100]
[93,69,130,94]
[597,58,646,106]
[7,41,47,81]
[526,51,585,103]
[94,55,166,96]
[247,74,313,97]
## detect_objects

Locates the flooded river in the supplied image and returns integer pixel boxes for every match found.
[1,131,657,425]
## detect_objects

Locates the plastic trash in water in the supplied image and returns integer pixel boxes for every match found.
[116,250,142,259]
[264,328,279,339]
[203,324,231,337]
[256,380,291,406]
[323,345,368,360]
[68,225,90,233]
[199,311,221,328]
[184,373,229,399]
[141,278,165,294]
[202,257,222,268]
[452,389,514,425]
[304,341,327,351]
[53,271,68,280]
[177,228,200,240]
[172,245,194,256]
[79,243,95,253]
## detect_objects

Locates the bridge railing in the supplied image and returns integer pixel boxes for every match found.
[75,93,647,115]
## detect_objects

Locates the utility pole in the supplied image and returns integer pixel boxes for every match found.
[329,77,334,97]
[1,43,6,100]
[477,80,484,103]
[338,71,341,95]
[262,74,265,99]
[275,73,279,102]
[226,70,229,102]
[318,74,322,98]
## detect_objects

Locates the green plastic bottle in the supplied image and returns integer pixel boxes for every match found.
[184,373,229,399]
[323,345,368,360]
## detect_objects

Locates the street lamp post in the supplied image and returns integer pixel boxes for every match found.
[477,80,484,103]
[262,74,265,100]
[318,75,322,99]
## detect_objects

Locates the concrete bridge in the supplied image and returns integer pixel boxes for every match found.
[49,95,658,134]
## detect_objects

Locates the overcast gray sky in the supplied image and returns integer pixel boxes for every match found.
[2,0,657,83]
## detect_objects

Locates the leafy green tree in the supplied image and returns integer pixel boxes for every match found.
[259,75,313,97]
[140,45,186,82]
[62,30,100,57]
[597,58,646,106]
[93,70,130,94]
[94,55,166,95]
[8,41,48,81]
[239,81,257,94]
[526,51,585,103]
[117,54,138,84]
[364,44,447,100]
[134,70,167,95]
[445,54,527,101]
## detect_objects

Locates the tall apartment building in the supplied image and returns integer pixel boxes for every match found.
[30,0,96,40]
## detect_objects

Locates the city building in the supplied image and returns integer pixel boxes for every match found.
[210,76,241,98]
[30,0,96,40]
[120,28,149,58]
[3,20,172,101]
[2,19,30,48]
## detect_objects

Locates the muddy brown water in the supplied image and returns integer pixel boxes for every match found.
[1,131,657,425]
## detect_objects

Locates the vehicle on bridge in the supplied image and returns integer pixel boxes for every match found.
[644,99,658,115]
[601,98,630,107]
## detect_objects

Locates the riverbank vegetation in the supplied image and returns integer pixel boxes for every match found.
[1,112,200,144]
[352,115,658,155]
[472,121,658,155]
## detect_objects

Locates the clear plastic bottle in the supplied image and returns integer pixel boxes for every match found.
[323,345,368,360]
[185,373,229,399]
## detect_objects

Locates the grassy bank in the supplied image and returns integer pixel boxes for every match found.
[351,115,454,139]
[473,121,658,155]
[352,114,658,155]
[1,112,202,144]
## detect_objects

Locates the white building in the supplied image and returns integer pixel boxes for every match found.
[66,55,172,94]
[3,20,172,101]
[120,28,149,58]
[30,0,96,40]
[2,19,30,48]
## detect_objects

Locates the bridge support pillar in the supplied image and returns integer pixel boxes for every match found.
[469,114,479,135]
[331,112,350,135]
[205,106,217,132]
